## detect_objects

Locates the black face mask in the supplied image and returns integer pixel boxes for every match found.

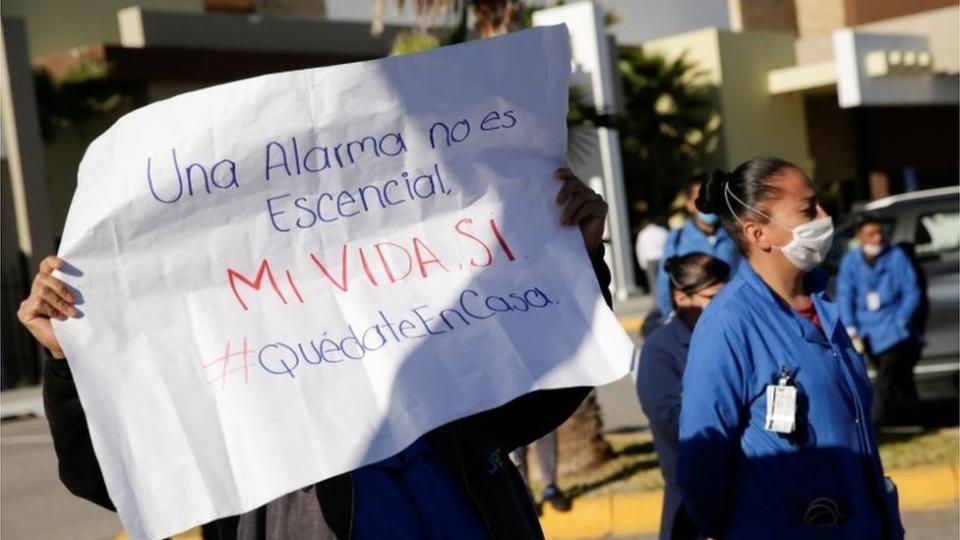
[675,303,705,328]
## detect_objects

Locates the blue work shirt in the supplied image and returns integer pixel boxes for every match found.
[837,245,922,355]
[656,220,740,315]
[353,437,489,540]
[636,316,693,540]
[678,263,903,540]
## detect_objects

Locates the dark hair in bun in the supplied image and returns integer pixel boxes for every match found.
[695,156,804,254]
[685,173,710,198]
[664,252,731,307]
[695,170,730,216]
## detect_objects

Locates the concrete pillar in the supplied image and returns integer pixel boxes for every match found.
[534,2,639,301]
[1,17,55,270]
[1,17,55,377]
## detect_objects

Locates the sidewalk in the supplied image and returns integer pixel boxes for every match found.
[0,384,44,421]
[539,461,960,539]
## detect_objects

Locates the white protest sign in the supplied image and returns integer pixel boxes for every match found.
[53,26,634,539]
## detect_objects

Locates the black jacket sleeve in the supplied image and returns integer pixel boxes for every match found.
[477,244,615,451]
[591,243,614,309]
[42,358,116,511]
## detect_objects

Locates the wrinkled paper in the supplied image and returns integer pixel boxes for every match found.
[53,26,634,539]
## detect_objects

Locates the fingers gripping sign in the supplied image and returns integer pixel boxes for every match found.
[17,256,80,360]
[553,167,608,256]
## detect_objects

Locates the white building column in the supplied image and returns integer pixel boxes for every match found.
[534,2,638,301]
[1,17,54,270]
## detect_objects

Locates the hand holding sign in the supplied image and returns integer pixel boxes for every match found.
[17,256,78,359]
[554,167,608,255]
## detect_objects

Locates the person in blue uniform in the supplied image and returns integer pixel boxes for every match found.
[655,175,739,317]
[636,252,730,540]
[677,157,904,539]
[837,215,923,428]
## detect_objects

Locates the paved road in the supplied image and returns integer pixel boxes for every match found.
[1,416,121,540]
[595,294,650,433]
[595,372,647,432]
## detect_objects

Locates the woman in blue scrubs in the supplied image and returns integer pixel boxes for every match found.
[636,252,730,540]
[677,157,903,539]
[837,215,923,428]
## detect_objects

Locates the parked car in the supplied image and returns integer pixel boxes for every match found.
[824,186,960,398]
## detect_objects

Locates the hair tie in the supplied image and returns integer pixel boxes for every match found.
[724,180,775,227]
[722,180,742,226]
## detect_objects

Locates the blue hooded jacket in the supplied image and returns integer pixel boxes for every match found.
[678,262,903,539]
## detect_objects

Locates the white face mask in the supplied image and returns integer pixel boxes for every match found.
[862,243,883,257]
[725,183,834,272]
[775,216,834,271]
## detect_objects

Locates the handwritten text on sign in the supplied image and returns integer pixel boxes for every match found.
[53,27,633,539]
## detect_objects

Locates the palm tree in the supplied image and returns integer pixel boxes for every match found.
[616,48,720,223]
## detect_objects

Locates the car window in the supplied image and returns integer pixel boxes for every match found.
[824,223,855,273]
[915,209,960,261]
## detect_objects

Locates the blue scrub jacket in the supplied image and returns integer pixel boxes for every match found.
[837,245,922,355]
[678,263,903,540]
[656,220,740,315]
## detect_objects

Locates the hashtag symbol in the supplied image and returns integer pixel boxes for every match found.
[202,338,250,389]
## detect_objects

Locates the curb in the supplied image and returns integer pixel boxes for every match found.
[540,490,662,539]
[617,316,645,335]
[539,463,960,539]
[893,462,960,510]
[0,386,44,421]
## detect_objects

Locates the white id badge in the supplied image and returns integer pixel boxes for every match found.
[764,384,797,434]
[866,292,881,312]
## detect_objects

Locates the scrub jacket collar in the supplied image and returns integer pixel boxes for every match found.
[738,262,840,347]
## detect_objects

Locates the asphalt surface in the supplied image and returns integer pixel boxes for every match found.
[1,416,122,540]
[597,293,649,433]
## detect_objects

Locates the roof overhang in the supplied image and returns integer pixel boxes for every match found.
[767,61,837,95]
[34,43,372,85]
[766,28,959,108]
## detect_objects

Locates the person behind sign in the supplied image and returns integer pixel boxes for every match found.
[20,168,610,540]
[635,252,729,540]
[677,157,904,539]
[837,214,923,429]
